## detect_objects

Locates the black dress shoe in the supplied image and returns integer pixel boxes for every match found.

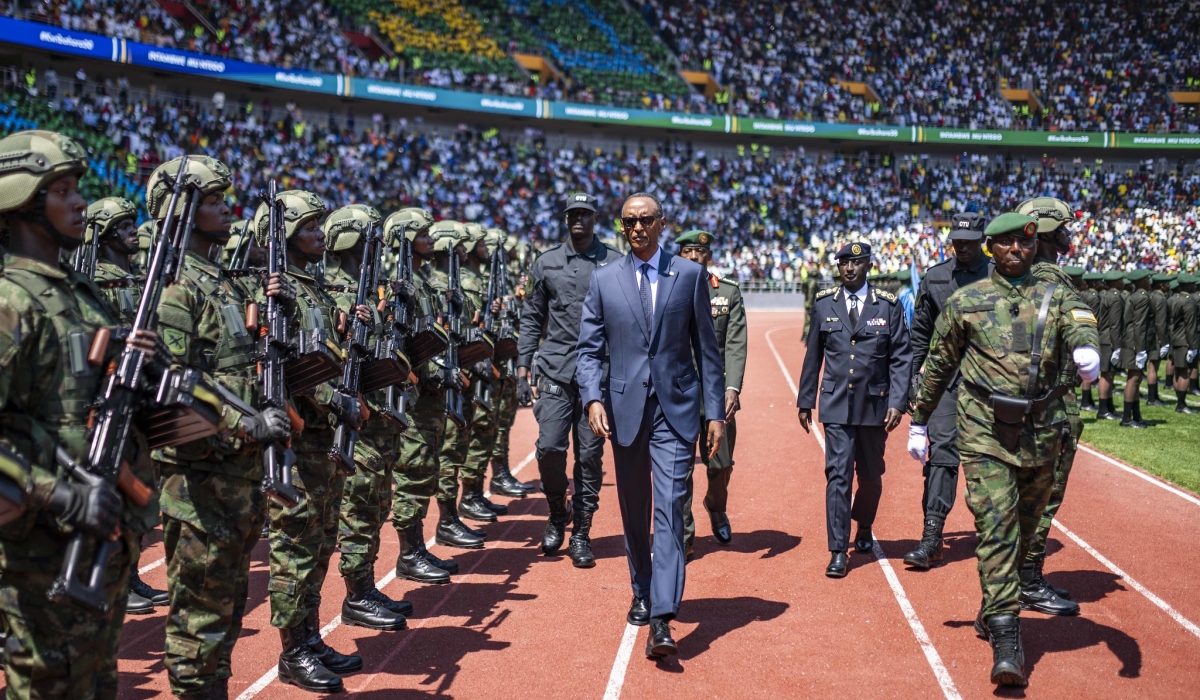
[685,542,695,563]
[1176,405,1197,414]
[645,617,678,658]
[854,526,873,553]
[826,551,848,578]
[1119,419,1150,429]
[627,596,650,626]
[130,572,169,606]
[707,505,732,545]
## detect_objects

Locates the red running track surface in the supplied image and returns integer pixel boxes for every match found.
[2,312,1197,698]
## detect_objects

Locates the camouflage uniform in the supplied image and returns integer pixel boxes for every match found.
[459,255,499,496]
[431,262,481,506]
[86,196,142,324]
[912,269,1098,618]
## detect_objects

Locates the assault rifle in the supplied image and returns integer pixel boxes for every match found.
[71,221,101,279]
[443,244,468,428]
[51,157,221,612]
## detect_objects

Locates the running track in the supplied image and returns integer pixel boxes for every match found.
[4,311,1198,698]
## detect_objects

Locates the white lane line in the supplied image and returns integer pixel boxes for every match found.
[601,623,641,700]
[1053,520,1200,641]
[765,324,962,700]
[138,557,165,575]
[1077,445,1200,509]
[236,449,536,700]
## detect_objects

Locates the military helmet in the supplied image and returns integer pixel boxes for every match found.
[430,220,467,253]
[85,197,138,242]
[485,227,507,254]
[223,219,250,251]
[252,189,326,244]
[383,207,433,245]
[146,156,231,219]
[1016,197,1074,235]
[463,222,486,243]
[0,130,89,213]
[137,220,155,251]
[323,204,381,253]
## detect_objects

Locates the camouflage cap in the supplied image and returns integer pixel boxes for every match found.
[675,229,714,248]
[85,196,138,242]
[383,207,433,245]
[1016,197,1074,234]
[252,189,326,244]
[0,130,89,213]
[984,212,1038,238]
[146,156,231,219]
[323,204,381,252]
[430,220,467,253]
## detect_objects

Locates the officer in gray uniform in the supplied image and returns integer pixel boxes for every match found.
[903,213,993,569]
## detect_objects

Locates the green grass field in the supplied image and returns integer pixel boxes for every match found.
[1079,382,1200,495]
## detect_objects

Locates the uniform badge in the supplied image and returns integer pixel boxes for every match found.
[710,296,729,317]
[867,318,887,327]
[699,233,710,245]
[851,243,862,256]
[825,317,840,323]
[162,327,188,356]
[1070,309,1098,323]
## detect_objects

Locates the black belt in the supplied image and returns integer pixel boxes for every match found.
[965,382,1069,419]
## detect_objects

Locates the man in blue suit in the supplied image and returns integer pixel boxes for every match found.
[577,192,726,658]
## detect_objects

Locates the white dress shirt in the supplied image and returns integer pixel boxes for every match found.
[844,283,869,319]
[635,246,662,309]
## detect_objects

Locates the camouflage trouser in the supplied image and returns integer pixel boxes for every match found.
[160,464,265,696]
[464,386,501,485]
[437,401,478,503]
[961,453,1054,618]
[0,529,137,700]
[491,375,518,463]
[337,429,399,581]
[392,394,447,531]
[268,451,345,629]
[1027,414,1083,562]
[683,414,737,547]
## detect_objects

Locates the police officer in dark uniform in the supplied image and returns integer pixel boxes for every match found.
[797,242,911,578]
[516,193,623,567]
[902,213,992,569]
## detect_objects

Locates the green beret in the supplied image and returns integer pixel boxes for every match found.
[1126,269,1151,282]
[1179,274,1195,284]
[1171,281,1181,290]
[984,212,1038,238]
[1082,272,1103,282]
[1152,273,1174,283]
[892,269,911,282]
[1062,266,1085,277]
[1102,270,1125,282]
[675,229,714,248]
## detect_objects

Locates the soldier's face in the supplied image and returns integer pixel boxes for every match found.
[474,239,490,262]
[195,193,232,242]
[951,237,982,265]
[247,243,267,267]
[110,217,139,254]
[455,242,468,263]
[412,229,434,257]
[837,256,870,290]
[292,218,325,257]
[680,245,711,267]
[566,208,597,238]
[986,234,1037,277]
[42,174,87,247]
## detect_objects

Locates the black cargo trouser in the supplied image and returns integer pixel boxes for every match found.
[534,376,606,513]
[922,387,960,520]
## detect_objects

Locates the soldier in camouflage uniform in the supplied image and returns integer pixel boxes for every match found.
[389,209,462,584]
[148,156,294,700]
[488,232,534,497]
[909,213,1100,687]
[0,130,161,700]
[322,204,411,632]
[250,190,372,694]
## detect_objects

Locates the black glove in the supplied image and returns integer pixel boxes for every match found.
[516,375,534,407]
[263,271,297,309]
[47,479,122,539]
[391,279,416,300]
[241,407,291,443]
[332,391,362,430]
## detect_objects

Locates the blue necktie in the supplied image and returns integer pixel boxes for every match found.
[639,262,654,332]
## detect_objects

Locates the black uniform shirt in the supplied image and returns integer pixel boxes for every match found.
[909,252,992,394]
[517,236,622,385]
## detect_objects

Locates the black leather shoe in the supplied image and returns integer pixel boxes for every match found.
[395,528,451,585]
[541,494,572,555]
[1119,419,1149,429]
[126,587,156,615]
[131,571,169,606]
[826,551,848,578]
[458,489,498,523]
[983,614,1027,687]
[367,586,414,617]
[627,596,650,626]
[1177,405,1197,414]
[568,511,596,568]
[645,617,678,657]
[306,607,364,674]
[903,517,945,569]
[685,542,695,563]
[854,525,874,553]
[277,625,343,693]
[435,499,485,549]
[342,577,407,631]
[706,503,732,545]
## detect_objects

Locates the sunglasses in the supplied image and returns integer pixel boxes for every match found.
[621,215,660,230]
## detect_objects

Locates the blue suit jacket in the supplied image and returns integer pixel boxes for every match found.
[577,250,725,447]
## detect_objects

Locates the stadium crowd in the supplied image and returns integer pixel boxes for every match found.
[6,0,1200,132]
[3,75,1199,285]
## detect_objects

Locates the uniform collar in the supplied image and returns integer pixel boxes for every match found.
[952,252,989,274]
[184,249,222,277]
[4,254,70,280]
[991,269,1032,293]
[565,236,606,260]
[287,263,317,283]
[842,282,869,301]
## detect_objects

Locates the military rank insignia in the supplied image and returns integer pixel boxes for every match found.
[867,318,887,327]
[710,296,730,317]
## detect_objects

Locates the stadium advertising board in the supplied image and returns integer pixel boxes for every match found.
[0,16,118,62]
[735,119,908,142]
[543,103,730,133]
[346,78,540,117]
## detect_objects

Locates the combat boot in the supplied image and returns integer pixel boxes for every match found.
[127,585,156,615]
[395,525,451,584]
[277,624,343,693]
[541,493,573,555]
[130,570,168,606]
[177,680,229,700]
[342,576,407,631]
[1028,554,1070,599]
[458,480,498,523]
[366,586,414,617]
[1019,563,1079,615]
[435,499,485,549]
[476,481,509,515]
[413,522,460,575]
[568,510,596,568]
[981,613,1027,687]
[305,604,363,673]
[902,517,945,569]
[489,456,531,497]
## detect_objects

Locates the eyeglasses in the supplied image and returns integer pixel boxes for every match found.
[621,215,660,230]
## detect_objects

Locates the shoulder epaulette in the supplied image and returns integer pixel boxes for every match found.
[720,277,739,287]
[815,287,837,299]
[874,289,898,303]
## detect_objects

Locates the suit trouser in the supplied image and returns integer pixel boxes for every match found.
[534,377,605,512]
[921,387,960,519]
[683,414,736,546]
[823,423,886,552]
[611,394,696,619]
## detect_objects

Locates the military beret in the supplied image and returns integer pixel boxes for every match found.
[1082,272,1103,282]
[564,192,597,212]
[948,212,986,241]
[892,269,911,282]
[984,212,1038,238]
[676,229,714,248]
[1102,270,1126,282]
[1062,266,1085,277]
[1126,269,1151,282]
[835,241,871,259]
[1178,274,1194,284]
[1152,273,1174,283]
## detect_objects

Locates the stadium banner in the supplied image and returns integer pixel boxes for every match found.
[122,42,339,95]
[345,78,541,117]
[0,16,119,62]
[1111,133,1200,150]
[735,118,911,142]
[917,127,1114,148]
[543,102,730,133]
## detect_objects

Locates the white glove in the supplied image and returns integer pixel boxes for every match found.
[1161,344,1171,357]
[1111,348,1121,364]
[1135,350,1148,370]
[1073,346,1100,384]
[1188,349,1198,364]
[907,424,928,464]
